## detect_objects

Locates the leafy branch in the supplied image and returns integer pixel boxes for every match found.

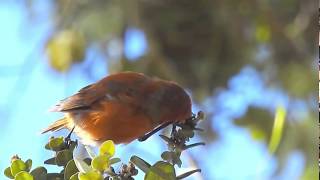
[4,111,205,180]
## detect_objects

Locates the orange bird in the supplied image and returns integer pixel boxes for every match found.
[42,72,192,145]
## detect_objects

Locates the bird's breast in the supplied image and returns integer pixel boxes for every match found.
[67,100,155,145]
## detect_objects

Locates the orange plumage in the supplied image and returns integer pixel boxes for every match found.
[42,72,192,145]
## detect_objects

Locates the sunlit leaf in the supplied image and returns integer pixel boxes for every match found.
[48,137,64,151]
[255,23,271,43]
[91,155,110,172]
[4,167,14,179]
[268,106,286,154]
[78,171,103,180]
[145,161,176,180]
[99,140,115,157]
[11,159,27,176]
[249,126,266,140]
[14,171,34,180]
[46,30,86,72]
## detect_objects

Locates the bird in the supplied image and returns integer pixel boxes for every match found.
[41,72,192,146]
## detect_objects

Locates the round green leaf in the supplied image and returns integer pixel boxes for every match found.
[99,140,115,157]
[11,159,27,176]
[91,155,109,172]
[30,166,47,180]
[49,137,64,151]
[24,159,32,172]
[46,173,63,179]
[161,152,182,167]
[46,30,86,72]
[161,151,175,161]
[74,157,92,173]
[65,160,79,180]
[56,150,73,166]
[145,161,176,180]
[130,155,151,174]
[14,171,34,180]
[70,172,79,180]
[181,129,194,138]
[4,167,14,178]
[78,171,103,180]
[44,143,51,150]
[109,158,121,165]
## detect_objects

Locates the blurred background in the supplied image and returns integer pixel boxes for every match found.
[0,0,316,179]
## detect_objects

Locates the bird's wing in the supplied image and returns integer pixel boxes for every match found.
[50,83,104,112]
[50,82,143,112]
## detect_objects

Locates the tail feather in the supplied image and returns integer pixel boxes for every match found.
[41,117,69,134]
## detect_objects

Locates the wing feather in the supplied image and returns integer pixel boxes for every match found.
[50,83,102,112]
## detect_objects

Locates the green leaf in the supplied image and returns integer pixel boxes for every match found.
[44,143,51,150]
[161,151,182,167]
[64,160,79,180]
[145,161,176,180]
[30,167,47,180]
[99,140,115,157]
[74,157,93,173]
[182,142,205,150]
[109,158,121,165]
[24,159,32,172]
[14,171,34,180]
[46,30,86,72]
[255,23,271,43]
[268,106,286,154]
[104,167,117,177]
[70,172,79,180]
[176,169,201,179]
[161,151,175,161]
[180,129,194,138]
[49,137,65,151]
[91,155,110,172]
[4,167,14,179]
[44,157,56,165]
[55,150,73,166]
[11,159,27,176]
[130,155,151,174]
[46,173,63,179]
[78,171,103,180]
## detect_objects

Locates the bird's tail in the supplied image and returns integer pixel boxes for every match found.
[41,117,69,134]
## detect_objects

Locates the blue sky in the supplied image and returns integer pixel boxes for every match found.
[0,1,308,179]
